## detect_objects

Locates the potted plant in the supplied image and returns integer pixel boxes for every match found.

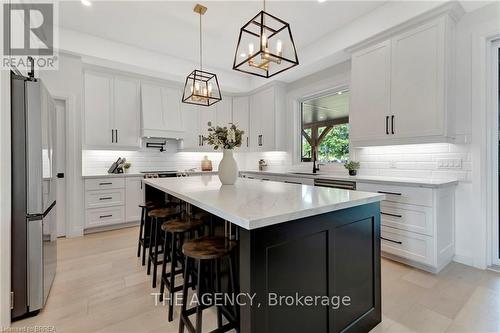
[204,123,244,185]
[344,161,360,176]
[121,162,131,173]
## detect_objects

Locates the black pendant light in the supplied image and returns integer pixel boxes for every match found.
[182,4,222,106]
[232,0,299,78]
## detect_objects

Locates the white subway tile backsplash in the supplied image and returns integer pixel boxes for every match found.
[354,143,471,182]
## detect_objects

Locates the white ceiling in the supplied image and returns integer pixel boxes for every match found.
[302,90,349,124]
[58,1,387,73]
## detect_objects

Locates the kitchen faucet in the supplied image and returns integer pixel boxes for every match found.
[312,149,319,173]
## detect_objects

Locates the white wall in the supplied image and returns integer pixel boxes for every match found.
[40,53,85,237]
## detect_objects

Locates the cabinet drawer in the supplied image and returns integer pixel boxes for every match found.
[381,226,434,266]
[357,182,433,207]
[85,189,125,209]
[380,202,433,236]
[85,177,125,191]
[85,206,125,228]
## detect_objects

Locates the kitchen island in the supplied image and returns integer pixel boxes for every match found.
[144,176,385,333]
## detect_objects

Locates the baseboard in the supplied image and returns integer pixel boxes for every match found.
[84,221,139,234]
[452,254,475,267]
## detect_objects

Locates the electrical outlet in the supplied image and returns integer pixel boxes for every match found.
[437,158,462,169]
[389,161,396,168]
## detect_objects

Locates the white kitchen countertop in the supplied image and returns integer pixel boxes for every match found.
[241,170,458,188]
[143,176,385,230]
[82,170,218,179]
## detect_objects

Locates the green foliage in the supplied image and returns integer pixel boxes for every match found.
[344,160,360,171]
[204,123,244,150]
[302,124,350,162]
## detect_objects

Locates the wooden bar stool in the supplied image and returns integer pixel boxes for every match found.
[137,201,164,266]
[159,217,204,322]
[147,207,181,288]
[179,237,239,333]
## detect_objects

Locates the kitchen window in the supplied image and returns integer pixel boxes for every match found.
[301,89,350,163]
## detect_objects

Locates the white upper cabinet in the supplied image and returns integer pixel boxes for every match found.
[215,96,233,128]
[114,77,141,148]
[83,71,141,149]
[84,71,113,148]
[349,15,456,147]
[141,83,184,138]
[349,40,391,142]
[179,103,215,150]
[249,85,285,151]
[390,19,446,139]
[232,96,250,151]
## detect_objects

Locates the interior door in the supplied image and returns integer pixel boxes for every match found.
[114,76,141,147]
[84,71,113,147]
[349,40,391,143]
[55,100,66,237]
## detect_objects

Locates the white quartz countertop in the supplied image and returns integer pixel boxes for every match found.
[144,176,385,230]
[241,170,458,188]
[82,171,218,179]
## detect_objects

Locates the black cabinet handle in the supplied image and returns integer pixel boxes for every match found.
[111,129,114,143]
[99,182,112,185]
[258,135,263,146]
[391,115,395,135]
[262,178,270,181]
[381,212,403,218]
[381,237,402,244]
[115,129,118,143]
[377,191,402,196]
[99,214,113,219]
[99,197,112,200]
[57,173,64,178]
[385,116,389,135]
[246,137,249,147]
[284,181,301,185]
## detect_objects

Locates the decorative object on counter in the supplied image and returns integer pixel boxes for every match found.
[204,123,244,185]
[344,160,360,176]
[258,159,268,171]
[182,4,222,106]
[201,155,213,171]
[233,0,299,78]
[121,162,131,173]
[107,157,125,174]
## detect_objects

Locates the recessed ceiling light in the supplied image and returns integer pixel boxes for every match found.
[81,0,92,7]
[337,91,343,95]
[318,0,327,3]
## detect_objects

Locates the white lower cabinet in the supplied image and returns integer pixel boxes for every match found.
[357,181,455,273]
[84,176,144,229]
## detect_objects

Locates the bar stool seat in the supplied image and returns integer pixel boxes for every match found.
[147,207,181,288]
[159,217,204,322]
[182,236,236,260]
[179,237,239,333]
[137,201,165,266]
[161,218,204,233]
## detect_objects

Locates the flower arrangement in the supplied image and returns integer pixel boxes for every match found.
[204,123,244,150]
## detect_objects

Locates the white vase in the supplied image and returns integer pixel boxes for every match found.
[218,149,238,185]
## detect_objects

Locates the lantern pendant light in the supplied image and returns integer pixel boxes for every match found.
[232,0,299,78]
[182,4,222,106]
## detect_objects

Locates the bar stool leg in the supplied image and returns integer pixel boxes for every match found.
[215,258,222,328]
[168,232,178,322]
[228,252,239,325]
[137,207,145,257]
[195,259,203,333]
[141,212,149,266]
[147,216,156,275]
[159,229,169,302]
[179,257,191,333]
[152,217,160,288]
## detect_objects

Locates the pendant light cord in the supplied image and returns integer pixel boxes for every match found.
[199,11,202,72]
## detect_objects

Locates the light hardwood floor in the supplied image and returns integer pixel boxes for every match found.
[11,227,500,333]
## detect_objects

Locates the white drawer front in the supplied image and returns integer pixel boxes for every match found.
[357,182,433,207]
[380,202,433,236]
[85,189,125,209]
[85,206,125,228]
[85,177,125,191]
[381,226,434,266]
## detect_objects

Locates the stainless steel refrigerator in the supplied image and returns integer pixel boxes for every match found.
[11,72,57,319]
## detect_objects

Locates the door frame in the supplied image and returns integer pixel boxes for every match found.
[489,39,500,266]
[50,92,83,238]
